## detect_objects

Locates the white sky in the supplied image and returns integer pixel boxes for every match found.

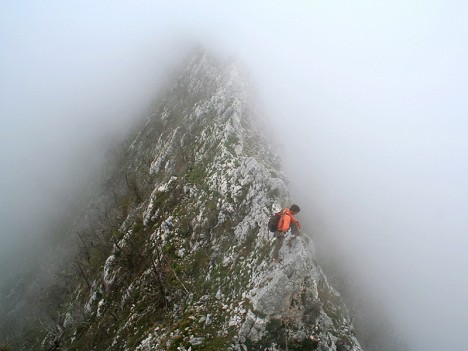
[1,1,468,349]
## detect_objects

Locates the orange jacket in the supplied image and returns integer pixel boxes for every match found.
[277,208,300,232]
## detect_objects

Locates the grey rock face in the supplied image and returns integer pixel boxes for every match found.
[39,50,363,351]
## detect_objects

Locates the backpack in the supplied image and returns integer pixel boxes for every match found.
[268,212,282,232]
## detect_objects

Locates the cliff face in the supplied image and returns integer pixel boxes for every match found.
[40,51,362,351]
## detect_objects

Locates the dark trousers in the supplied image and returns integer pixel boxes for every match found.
[272,233,284,260]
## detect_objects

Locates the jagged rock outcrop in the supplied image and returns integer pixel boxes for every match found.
[39,50,363,351]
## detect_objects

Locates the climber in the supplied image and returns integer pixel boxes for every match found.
[272,204,301,263]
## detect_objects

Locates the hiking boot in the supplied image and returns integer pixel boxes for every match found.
[273,258,282,264]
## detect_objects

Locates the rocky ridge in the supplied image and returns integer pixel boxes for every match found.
[44,51,362,351]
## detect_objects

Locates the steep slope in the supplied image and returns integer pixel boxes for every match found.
[42,51,363,351]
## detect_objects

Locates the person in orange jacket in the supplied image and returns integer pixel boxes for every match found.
[273,204,301,263]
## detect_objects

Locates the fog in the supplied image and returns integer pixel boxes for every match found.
[1,1,468,350]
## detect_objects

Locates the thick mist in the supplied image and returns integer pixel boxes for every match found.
[0,3,188,262]
[2,1,468,350]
